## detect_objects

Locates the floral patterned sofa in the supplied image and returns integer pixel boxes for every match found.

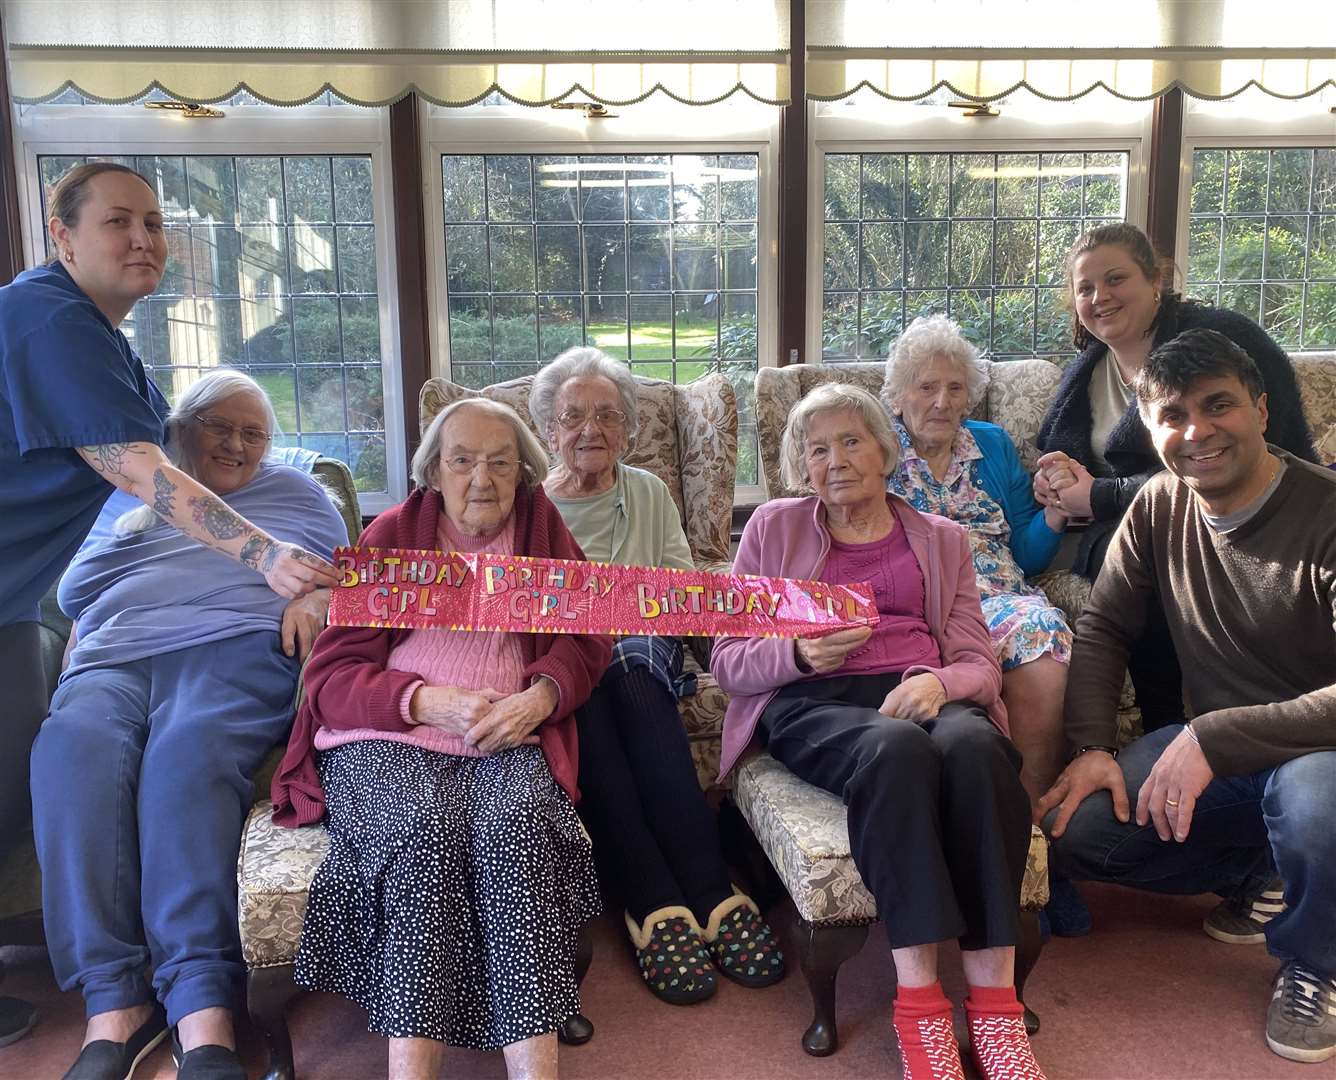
[737,352,1336,1056]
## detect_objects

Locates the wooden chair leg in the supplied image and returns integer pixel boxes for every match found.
[1015,909,1044,1037]
[559,921,595,1047]
[796,920,870,1057]
[246,964,300,1080]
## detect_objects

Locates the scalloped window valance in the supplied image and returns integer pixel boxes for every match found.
[2,0,791,107]
[807,0,1336,101]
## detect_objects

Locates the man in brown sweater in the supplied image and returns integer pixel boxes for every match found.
[1037,329,1336,1065]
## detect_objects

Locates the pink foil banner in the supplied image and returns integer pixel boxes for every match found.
[328,546,878,638]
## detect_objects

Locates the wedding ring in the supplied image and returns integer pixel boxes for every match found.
[1165,798,1180,807]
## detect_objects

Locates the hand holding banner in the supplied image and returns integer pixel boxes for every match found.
[328,546,878,639]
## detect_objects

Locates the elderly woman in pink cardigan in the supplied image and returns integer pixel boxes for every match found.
[713,384,1044,1080]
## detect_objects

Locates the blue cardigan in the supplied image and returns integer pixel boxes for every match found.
[948,420,1062,577]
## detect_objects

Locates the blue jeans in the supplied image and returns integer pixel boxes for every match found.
[31,633,297,1024]
[1046,725,1336,978]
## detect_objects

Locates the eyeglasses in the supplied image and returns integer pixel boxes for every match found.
[555,407,628,430]
[444,455,521,478]
[194,414,272,447]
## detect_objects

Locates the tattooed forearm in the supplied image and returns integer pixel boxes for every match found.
[151,468,177,519]
[79,442,148,480]
[187,493,247,540]
[240,534,280,574]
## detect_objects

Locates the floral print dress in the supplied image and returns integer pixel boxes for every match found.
[889,420,1071,672]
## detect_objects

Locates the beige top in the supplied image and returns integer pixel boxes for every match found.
[1088,352,1134,467]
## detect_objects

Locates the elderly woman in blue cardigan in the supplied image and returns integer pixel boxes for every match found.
[882,315,1072,803]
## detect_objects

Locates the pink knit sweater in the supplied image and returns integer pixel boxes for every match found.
[816,518,941,678]
[313,514,532,758]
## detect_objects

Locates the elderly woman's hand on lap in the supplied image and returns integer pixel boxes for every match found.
[879,672,947,722]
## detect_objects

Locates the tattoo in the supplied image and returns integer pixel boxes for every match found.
[151,469,177,519]
[187,493,246,541]
[240,534,280,574]
[79,442,147,480]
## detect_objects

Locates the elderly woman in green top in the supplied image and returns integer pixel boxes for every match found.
[531,348,782,1006]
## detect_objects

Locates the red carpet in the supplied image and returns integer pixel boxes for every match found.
[0,883,1315,1079]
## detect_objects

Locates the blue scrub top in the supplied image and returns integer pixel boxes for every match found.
[0,262,167,626]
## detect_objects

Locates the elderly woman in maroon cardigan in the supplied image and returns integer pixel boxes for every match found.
[272,398,609,1080]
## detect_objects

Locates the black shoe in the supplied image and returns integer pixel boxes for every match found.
[0,996,37,1048]
[61,1002,167,1080]
[1204,875,1285,945]
[177,1045,247,1080]
[1043,877,1092,938]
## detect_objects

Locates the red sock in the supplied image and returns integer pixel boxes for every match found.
[965,985,1046,1080]
[892,983,964,1080]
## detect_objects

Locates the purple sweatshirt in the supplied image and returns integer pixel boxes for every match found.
[713,493,1007,780]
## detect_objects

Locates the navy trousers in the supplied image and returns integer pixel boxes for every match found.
[31,632,297,1024]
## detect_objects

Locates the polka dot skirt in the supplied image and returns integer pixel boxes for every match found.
[296,740,601,1050]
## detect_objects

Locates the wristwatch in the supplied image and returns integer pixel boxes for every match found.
[1071,744,1119,760]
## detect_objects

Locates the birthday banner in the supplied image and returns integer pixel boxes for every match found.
[329,547,878,639]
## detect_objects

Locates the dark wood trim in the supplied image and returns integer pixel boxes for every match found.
[1146,87,1185,274]
[776,0,806,366]
[0,12,28,284]
[389,94,432,459]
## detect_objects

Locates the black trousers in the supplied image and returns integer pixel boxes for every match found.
[1083,526,1185,732]
[576,666,733,925]
[760,673,1030,950]
[1,621,47,865]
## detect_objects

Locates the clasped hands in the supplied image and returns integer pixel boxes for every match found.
[1034,451,1093,522]
[1035,727,1214,843]
[795,627,947,722]
[408,680,558,755]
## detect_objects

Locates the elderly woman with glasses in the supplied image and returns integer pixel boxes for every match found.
[31,370,347,1080]
[713,383,1043,1080]
[273,398,609,1080]
[530,348,783,1006]
[882,315,1073,804]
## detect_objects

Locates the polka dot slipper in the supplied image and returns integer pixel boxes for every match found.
[624,907,717,1006]
[701,891,785,989]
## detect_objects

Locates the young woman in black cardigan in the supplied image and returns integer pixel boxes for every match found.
[1036,223,1317,586]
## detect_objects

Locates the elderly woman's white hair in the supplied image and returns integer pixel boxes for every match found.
[412,397,549,491]
[882,314,991,415]
[779,383,900,493]
[529,346,641,444]
[117,369,279,535]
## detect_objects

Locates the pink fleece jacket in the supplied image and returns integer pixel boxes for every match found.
[713,493,1007,780]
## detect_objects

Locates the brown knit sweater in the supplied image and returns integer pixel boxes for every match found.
[1065,449,1336,777]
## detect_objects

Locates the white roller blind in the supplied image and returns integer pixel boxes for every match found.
[3,0,790,106]
[807,0,1336,101]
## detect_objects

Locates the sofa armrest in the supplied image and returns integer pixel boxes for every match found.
[675,373,738,568]
[755,366,804,497]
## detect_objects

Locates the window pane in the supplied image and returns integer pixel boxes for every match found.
[39,152,387,495]
[442,155,486,221]
[486,155,533,223]
[534,155,579,222]
[823,149,1130,360]
[441,151,761,488]
[1191,145,1336,348]
[284,157,333,224]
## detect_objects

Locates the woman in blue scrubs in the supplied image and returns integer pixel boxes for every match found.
[0,162,336,1054]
